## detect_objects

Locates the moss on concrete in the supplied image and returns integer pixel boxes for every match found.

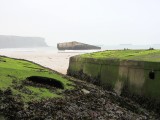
[81,49,160,62]
[143,70,160,100]
[68,49,160,111]
[100,65,119,90]
[83,63,101,78]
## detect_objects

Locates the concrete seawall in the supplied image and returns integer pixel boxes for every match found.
[67,55,160,111]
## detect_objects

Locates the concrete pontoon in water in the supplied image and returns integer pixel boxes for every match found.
[57,41,101,50]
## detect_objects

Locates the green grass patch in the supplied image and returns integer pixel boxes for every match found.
[0,56,74,102]
[81,49,160,62]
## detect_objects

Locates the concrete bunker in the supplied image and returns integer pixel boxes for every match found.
[27,76,64,89]
[67,55,160,112]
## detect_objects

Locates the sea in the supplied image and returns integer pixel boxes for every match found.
[0,44,160,53]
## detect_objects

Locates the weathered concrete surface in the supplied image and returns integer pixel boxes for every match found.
[67,55,160,112]
[57,41,101,50]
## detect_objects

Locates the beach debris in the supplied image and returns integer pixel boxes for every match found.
[148,47,154,50]
[81,89,90,94]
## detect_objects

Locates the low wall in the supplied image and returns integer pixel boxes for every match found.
[67,56,160,112]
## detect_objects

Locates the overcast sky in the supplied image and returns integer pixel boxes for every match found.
[0,0,160,46]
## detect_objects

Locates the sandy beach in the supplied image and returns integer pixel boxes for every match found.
[0,47,85,74]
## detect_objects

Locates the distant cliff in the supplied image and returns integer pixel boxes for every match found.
[0,35,48,48]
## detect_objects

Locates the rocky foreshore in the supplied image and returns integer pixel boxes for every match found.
[0,77,158,120]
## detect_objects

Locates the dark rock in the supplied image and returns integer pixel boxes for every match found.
[27,76,64,89]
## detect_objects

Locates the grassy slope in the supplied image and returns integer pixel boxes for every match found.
[81,50,160,62]
[0,56,74,102]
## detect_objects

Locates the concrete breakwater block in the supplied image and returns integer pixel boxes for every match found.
[67,50,160,113]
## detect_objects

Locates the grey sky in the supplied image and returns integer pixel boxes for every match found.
[0,0,160,46]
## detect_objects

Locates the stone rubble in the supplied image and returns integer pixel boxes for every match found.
[0,79,159,120]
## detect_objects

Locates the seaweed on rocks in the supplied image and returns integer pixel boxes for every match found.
[0,88,24,119]
[121,84,160,114]
[0,80,159,119]
[67,70,100,85]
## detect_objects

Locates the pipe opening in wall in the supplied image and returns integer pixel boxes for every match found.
[149,70,155,80]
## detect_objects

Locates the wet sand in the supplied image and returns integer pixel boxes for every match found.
[0,48,84,74]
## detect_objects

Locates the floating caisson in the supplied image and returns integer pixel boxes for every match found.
[57,41,101,50]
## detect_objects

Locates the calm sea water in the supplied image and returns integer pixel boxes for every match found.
[102,44,160,50]
[0,44,160,53]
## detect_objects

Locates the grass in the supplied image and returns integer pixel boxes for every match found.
[0,56,74,102]
[81,49,160,62]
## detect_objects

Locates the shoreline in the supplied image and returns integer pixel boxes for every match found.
[0,48,84,74]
